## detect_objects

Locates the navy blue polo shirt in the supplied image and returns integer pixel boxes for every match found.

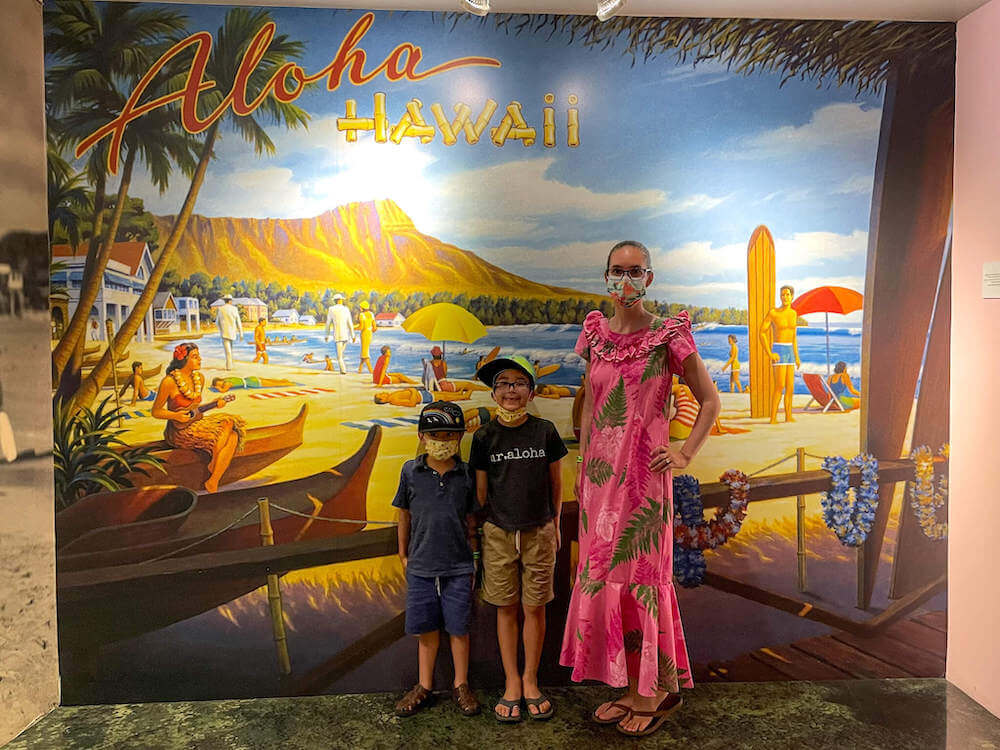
[392,454,476,577]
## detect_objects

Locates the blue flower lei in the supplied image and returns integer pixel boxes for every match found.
[672,474,707,588]
[820,453,879,547]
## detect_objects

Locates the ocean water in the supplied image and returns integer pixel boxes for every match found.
[172,322,862,395]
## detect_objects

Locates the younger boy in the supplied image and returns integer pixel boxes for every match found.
[470,355,568,722]
[393,401,481,718]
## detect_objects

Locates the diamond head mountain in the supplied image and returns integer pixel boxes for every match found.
[153,199,594,300]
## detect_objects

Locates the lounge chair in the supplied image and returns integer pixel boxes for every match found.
[802,373,846,413]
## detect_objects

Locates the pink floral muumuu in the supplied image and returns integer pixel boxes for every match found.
[559,310,696,696]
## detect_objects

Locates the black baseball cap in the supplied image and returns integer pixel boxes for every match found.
[418,401,466,433]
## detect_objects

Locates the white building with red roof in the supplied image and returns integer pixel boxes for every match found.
[50,241,156,342]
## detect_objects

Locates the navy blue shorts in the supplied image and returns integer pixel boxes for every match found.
[405,571,473,636]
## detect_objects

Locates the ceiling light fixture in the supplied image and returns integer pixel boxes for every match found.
[596,0,625,22]
[460,0,490,16]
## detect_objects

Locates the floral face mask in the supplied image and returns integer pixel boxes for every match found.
[424,436,460,461]
[606,273,649,308]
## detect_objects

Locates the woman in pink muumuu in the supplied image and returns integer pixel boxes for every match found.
[559,240,720,738]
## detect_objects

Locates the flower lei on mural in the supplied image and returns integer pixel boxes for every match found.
[672,470,750,588]
[819,453,879,547]
[170,369,204,400]
[909,444,949,541]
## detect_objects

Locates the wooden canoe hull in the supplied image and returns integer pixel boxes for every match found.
[59,424,379,572]
[57,426,382,649]
[154,332,203,342]
[56,486,197,554]
[128,403,309,490]
[82,349,129,368]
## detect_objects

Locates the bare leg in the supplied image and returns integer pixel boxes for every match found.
[418,630,439,691]
[450,633,470,688]
[522,603,550,715]
[769,380,782,424]
[784,367,795,421]
[496,603,521,719]
[205,427,238,493]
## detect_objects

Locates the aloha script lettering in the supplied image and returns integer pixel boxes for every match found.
[76,12,502,174]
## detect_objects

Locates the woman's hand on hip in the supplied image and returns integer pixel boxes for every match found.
[650,444,689,473]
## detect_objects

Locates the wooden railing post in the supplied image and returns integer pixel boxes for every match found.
[258,498,292,675]
[796,447,807,592]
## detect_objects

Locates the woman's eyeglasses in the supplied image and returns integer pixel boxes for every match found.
[494,380,531,392]
[606,266,650,281]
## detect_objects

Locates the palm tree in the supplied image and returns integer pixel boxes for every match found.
[46,141,91,250]
[45,1,189,384]
[73,8,309,408]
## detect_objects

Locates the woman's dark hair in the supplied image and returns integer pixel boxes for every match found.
[834,361,847,374]
[727,334,737,343]
[606,240,651,272]
[166,343,199,374]
[381,345,391,355]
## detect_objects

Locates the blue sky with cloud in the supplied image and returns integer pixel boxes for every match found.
[119,6,884,321]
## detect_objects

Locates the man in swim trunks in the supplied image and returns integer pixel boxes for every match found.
[759,285,801,423]
[374,387,472,407]
[253,318,269,364]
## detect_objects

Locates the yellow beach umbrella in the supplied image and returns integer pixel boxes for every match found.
[402,303,487,355]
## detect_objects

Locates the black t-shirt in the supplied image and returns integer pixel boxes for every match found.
[469,415,568,531]
[391,455,476,577]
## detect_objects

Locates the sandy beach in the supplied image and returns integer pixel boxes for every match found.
[109,327,876,580]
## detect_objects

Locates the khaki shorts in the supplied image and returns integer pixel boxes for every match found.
[481,520,557,608]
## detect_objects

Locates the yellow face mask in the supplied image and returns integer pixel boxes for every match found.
[424,436,460,461]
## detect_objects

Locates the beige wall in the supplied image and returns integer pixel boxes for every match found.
[0,0,59,744]
[949,0,1000,720]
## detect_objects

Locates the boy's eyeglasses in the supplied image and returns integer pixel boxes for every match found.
[606,266,651,281]
[494,380,531,392]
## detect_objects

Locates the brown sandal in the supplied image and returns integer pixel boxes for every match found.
[616,694,683,737]
[453,683,481,716]
[395,683,435,717]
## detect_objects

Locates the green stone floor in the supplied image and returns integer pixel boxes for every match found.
[6,679,1000,749]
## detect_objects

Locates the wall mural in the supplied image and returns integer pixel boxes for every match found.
[44,3,953,703]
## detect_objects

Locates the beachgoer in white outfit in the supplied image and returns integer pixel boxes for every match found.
[325,294,355,374]
[216,296,243,371]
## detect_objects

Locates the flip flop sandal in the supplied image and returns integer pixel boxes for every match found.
[592,701,632,725]
[494,696,523,723]
[616,695,683,738]
[524,695,555,720]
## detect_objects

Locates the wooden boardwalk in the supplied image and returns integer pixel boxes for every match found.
[694,610,947,683]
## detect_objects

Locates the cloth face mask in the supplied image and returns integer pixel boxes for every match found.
[425,437,460,461]
[606,274,648,308]
[495,405,528,422]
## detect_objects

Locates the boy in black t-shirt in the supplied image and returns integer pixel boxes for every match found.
[392,401,481,718]
[470,356,568,723]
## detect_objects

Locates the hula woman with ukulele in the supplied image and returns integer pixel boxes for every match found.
[152,343,246,492]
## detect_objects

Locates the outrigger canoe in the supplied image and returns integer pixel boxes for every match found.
[127,403,309,490]
[101,363,163,387]
[154,331,203,342]
[58,424,382,651]
[82,349,129,368]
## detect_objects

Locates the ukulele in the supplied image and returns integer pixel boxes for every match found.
[175,393,235,427]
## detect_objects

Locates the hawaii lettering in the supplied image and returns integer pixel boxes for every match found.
[339,92,580,147]
[76,12,502,174]
[490,447,547,463]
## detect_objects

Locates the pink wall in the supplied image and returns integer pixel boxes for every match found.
[949,0,1000,719]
